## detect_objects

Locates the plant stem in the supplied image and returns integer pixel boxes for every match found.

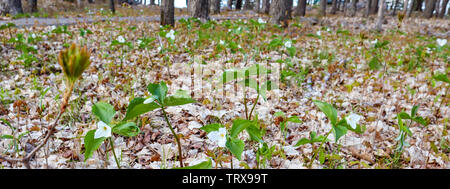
[109,138,121,169]
[161,106,184,167]
[249,95,260,120]
[308,130,332,168]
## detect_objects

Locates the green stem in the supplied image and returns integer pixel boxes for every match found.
[161,106,184,167]
[308,130,332,168]
[249,94,260,120]
[109,138,121,169]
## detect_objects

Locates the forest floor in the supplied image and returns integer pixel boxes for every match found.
[0,10,449,169]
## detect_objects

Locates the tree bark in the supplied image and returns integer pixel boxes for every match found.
[319,0,326,16]
[235,0,242,10]
[330,0,337,14]
[227,0,233,9]
[211,0,220,14]
[261,0,270,13]
[150,0,155,5]
[350,0,358,16]
[438,0,448,18]
[285,0,293,19]
[375,0,385,31]
[391,0,399,15]
[370,0,379,14]
[434,0,441,17]
[28,0,37,13]
[161,0,174,26]
[294,0,306,16]
[403,0,409,14]
[190,0,209,21]
[254,0,260,12]
[269,0,289,25]
[243,0,251,9]
[110,0,116,13]
[366,0,372,16]
[4,0,23,16]
[423,0,436,18]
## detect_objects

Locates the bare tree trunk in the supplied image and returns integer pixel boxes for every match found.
[261,0,270,13]
[330,0,337,14]
[342,0,348,13]
[235,0,242,10]
[434,0,441,17]
[375,0,385,31]
[243,0,251,9]
[294,0,306,16]
[190,0,209,21]
[150,0,155,5]
[285,0,293,19]
[366,0,372,16]
[227,0,233,9]
[438,0,448,18]
[403,0,409,14]
[391,0,399,15]
[161,0,174,26]
[370,0,379,14]
[319,0,326,16]
[211,0,220,14]
[6,0,23,15]
[350,0,358,16]
[269,0,289,25]
[423,0,436,18]
[29,0,37,12]
[88,0,94,3]
[254,0,260,12]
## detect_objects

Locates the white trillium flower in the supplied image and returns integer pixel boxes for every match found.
[100,8,104,11]
[94,121,112,139]
[31,34,36,38]
[238,44,242,49]
[117,36,125,43]
[371,39,378,45]
[143,96,156,104]
[345,113,362,129]
[258,18,266,24]
[219,40,225,45]
[284,40,292,48]
[157,46,162,52]
[316,30,321,36]
[166,29,175,41]
[437,38,447,47]
[207,128,227,148]
[137,39,142,46]
[50,25,56,31]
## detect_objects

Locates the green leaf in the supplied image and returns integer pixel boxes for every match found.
[319,148,325,164]
[147,81,168,103]
[92,102,116,124]
[174,159,212,169]
[0,135,14,139]
[313,100,338,126]
[411,105,419,117]
[273,111,285,117]
[294,138,311,146]
[230,119,254,138]
[333,125,348,142]
[412,117,427,126]
[84,130,106,161]
[369,56,381,70]
[200,123,223,133]
[163,96,196,107]
[433,73,450,84]
[226,138,245,160]
[397,112,411,120]
[246,125,263,143]
[112,122,140,137]
[288,116,302,123]
[123,97,160,121]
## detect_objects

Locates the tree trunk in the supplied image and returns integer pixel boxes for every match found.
[254,0,260,12]
[294,0,306,16]
[342,0,348,13]
[434,0,440,17]
[403,0,409,14]
[88,0,94,3]
[28,0,37,12]
[319,0,326,16]
[366,0,372,16]
[227,0,233,9]
[243,0,251,9]
[330,0,337,14]
[190,0,209,21]
[4,0,23,16]
[235,0,242,10]
[438,0,448,18]
[161,0,174,26]
[261,0,270,13]
[423,0,436,18]
[370,0,379,14]
[269,0,289,25]
[285,0,293,19]
[391,0,399,15]
[211,0,220,14]
[375,0,385,31]
[350,0,358,16]
[150,0,155,5]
